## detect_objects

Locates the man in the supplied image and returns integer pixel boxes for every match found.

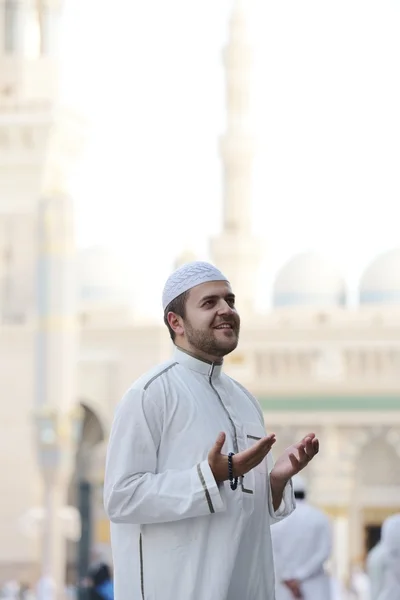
[87,563,114,600]
[271,474,332,600]
[367,541,388,600]
[377,513,400,600]
[104,261,320,600]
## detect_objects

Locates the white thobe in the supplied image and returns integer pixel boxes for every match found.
[104,347,295,600]
[377,514,400,600]
[271,499,332,600]
[367,543,388,600]
[350,568,370,600]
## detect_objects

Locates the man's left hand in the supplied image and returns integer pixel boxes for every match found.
[271,432,319,484]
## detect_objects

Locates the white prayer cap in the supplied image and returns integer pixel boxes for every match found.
[162,261,228,311]
[292,474,307,494]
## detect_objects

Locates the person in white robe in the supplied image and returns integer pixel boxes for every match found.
[271,474,332,600]
[104,261,321,600]
[35,575,57,600]
[367,541,388,600]
[329,575,346,600]
[377,513,400,600]
[349,564,370,600]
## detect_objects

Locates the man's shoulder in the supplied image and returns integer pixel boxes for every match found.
[114,360,179,416]
[130,358,180,393]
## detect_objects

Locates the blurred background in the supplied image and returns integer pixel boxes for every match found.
[0,0,400,598]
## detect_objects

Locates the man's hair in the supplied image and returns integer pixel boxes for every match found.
[294,490,305,500]
[163,290,189,341]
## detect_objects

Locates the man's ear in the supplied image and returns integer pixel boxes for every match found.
[167,312,184,336]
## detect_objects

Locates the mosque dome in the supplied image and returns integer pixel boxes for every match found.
[173,249,197,270]
[78,246,134,308]
[359,248,400,305]
[273,251,346,308]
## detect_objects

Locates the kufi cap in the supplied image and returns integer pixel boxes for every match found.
[292,474,307,494]
[162,261,228,311]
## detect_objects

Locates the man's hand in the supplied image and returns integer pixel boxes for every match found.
[283,579,303,599]
[269,433,319,509]
[208,432,276,483]
[270,432,319,484]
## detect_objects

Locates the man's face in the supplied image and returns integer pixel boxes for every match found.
[178,281,240,359]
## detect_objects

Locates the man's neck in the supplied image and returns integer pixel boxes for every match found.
[174,343,223,366]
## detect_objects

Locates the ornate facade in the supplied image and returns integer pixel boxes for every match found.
[0,0,399,590]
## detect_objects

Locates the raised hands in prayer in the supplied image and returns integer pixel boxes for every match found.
[208,431,276,483]
[208,432,319,485]
[271,433,319,484]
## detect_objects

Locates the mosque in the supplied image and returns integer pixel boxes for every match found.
[0,0,400,592]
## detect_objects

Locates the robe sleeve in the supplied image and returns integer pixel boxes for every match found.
[104,385,225,525]
[266,453,296,523]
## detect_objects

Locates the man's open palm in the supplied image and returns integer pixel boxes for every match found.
[208,431,276,483]
[272,433,319,481]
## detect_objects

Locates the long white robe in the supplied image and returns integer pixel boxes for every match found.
[367,542,388,600]
[271,499,332,600]
[104,347,294,600]
[377,513,400,600]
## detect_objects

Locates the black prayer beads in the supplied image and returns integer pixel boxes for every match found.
[228,452,238,490]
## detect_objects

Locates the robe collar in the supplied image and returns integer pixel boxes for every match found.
[174,346,223,379]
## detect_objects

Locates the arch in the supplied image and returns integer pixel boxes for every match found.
[66,404,108,585]
[79,397,110,440]
[355,434,400,487]
[79,403,104,449]
[349,426,400,464]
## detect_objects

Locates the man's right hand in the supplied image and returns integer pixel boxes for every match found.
[283,580,303,599]
[208,431,276,483]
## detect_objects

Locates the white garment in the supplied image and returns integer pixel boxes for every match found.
[36,576,56,600]
[377,513,400,600]
[350,568,370,600]
[271,499,332,600]
[330,576,346,600]
[1,580,20,599]
[367,542,388,600]
[104,347,295,600]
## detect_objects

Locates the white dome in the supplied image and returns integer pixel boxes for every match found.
[78,246,133,308]
[360,248,400,304]
[174,249,197,270]
[273,251,346,308]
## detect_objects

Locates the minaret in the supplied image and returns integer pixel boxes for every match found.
[0,1,84,594]
[0,0,84,319]
[210,0,262,315]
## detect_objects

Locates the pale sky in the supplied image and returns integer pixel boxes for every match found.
[58,0,400,316]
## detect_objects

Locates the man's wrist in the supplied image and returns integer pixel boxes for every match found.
[209,456,229,483]
[269,469,291,509]
[270,468,290,491]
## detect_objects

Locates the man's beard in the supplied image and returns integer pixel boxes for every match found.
[183,319,240,358]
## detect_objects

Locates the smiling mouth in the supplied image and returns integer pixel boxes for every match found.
[214,323,234,330]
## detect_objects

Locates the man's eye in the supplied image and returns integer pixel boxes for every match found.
[203,300,215,307]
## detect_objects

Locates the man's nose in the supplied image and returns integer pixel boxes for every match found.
[218,301,234,315]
